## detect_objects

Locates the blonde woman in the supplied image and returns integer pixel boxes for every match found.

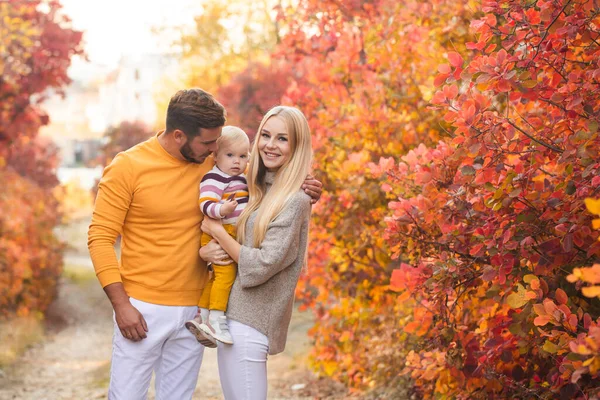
[200,106,313,399]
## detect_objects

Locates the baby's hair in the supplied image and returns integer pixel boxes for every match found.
[217,126,250,152]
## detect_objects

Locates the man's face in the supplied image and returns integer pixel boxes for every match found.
[179,127,222,164]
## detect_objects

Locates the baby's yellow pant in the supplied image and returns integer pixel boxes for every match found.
[198,224,237,311]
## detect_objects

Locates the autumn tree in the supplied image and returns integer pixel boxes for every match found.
[216,61,291,139]
[154,0,284,129]
[376,0,600,397]
[269,0,478,391]
[0,0,83,316]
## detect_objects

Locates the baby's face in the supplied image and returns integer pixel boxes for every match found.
[215,142,250,176]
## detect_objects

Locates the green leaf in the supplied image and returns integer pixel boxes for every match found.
[461,165,476,176]
[575,130,591,141]
[508,322,522,335]
[516,213,536,223]
[565,164,573,175]
[509,188,522,198]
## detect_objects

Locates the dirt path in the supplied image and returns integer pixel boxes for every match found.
[0,265,327,400]
[0,274,113,400]
[0,217,347,399]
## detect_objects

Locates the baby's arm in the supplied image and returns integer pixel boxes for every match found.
[199,174,225,219]
[219,194,238,217]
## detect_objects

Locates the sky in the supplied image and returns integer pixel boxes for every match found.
[59,0,203,80]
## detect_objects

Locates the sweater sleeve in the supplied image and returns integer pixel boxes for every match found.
[237,193,311,288]
[87,153,134,288]
[198,175,224,219]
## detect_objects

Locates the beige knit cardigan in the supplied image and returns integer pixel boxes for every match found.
[226,172,311,355]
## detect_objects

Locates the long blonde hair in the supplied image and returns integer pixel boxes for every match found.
[236,106,313,247]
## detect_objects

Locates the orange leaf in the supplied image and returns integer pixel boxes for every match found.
[390,268,404,291]
[534,315,551,326]
[404,321,422,334]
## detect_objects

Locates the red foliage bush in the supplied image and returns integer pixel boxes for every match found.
[0,1,83,317]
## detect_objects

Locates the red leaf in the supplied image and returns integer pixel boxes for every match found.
[555,288,568,305]
[438,64,452,74]
[447,52,464,68]
[434,73,449,87]
[562,234,573,253]
[469,243,484,257]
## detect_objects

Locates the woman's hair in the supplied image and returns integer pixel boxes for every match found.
[237,106,312,247]
[216,126,249,153]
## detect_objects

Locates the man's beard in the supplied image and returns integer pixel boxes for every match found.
[179,142,208,164]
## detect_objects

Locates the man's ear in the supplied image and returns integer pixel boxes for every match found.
[173,129,187,144]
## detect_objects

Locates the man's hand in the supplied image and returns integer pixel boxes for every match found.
[199,239,232,265]
[114,302,148,342]
[220,198,238,217]
[302,174,323,204]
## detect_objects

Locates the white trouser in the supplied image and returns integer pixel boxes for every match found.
[217,320,269,400]
[109,297,204,400]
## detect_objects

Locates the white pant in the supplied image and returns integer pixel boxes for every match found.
[109,297,204,400]
[218,320,269,400]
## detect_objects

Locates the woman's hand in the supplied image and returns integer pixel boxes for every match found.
[199,240,232,265]
[202,216,225,238]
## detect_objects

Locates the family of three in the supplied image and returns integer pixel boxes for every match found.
[87,88,322,399]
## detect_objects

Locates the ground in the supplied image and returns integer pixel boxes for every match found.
[0,219,348,399]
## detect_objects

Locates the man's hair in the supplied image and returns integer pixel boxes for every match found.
[216,126,250,153]
[165,88,226,138]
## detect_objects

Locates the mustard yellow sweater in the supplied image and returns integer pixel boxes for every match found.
[88,132,214,305]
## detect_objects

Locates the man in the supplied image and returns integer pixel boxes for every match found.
[88,88,322,399]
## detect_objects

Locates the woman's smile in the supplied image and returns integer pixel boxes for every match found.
[258,116,290,171]
[263,151,281,158]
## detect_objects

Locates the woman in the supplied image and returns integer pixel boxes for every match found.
[200,105,313,399]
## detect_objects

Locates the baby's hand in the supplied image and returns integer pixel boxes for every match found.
[220,197,238,217]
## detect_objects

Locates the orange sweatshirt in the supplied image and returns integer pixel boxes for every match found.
[88,132,214,306]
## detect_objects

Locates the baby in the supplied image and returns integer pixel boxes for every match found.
[185,126,249,346]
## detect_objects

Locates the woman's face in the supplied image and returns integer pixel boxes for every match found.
[258,116,291,172]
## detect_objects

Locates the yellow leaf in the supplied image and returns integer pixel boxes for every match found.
[522,80,538,88]
[584,198,600,216]
[579,264,600,284]
[507,284,529,309]
[567,268,582,283]
[542,340,560,354]
[532,174,547,182]
[582,356,600,374]
[581,286,600,298]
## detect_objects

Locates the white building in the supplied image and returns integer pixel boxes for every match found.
[41,53,178,166]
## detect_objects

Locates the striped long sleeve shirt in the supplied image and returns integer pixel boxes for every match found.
[199,165,249,225]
